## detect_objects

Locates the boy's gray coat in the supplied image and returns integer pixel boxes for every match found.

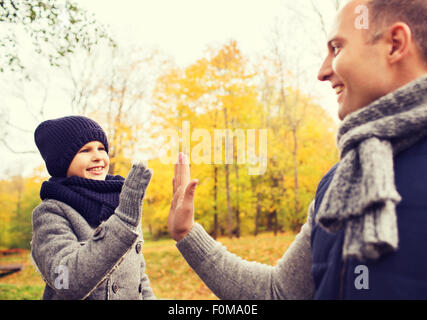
[31,164,155,300]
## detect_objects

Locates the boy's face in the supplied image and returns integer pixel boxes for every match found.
[67,141,110,180]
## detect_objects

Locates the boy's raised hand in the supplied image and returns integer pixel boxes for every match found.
[168,153,198,242]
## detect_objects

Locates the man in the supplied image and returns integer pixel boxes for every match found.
[168,0,427,299]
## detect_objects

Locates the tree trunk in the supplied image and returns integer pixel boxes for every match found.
[223,107,233,239]
[292,127,300,215]
[225,163,232,239]
[234,162,240,238]
[213,165,219,240]
[254,191,261,236]
[273,210,278,236]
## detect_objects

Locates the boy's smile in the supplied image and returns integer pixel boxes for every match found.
[86,165,106,176]
[67,141,110,180]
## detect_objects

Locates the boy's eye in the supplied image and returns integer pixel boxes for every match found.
[80,148,89,153]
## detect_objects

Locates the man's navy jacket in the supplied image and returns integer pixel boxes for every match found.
[311,136,427,299]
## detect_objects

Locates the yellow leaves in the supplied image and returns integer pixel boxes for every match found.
[141,158,174,237]
[1,39,339,248]
[0,167,44,248]
[148,39,339,236]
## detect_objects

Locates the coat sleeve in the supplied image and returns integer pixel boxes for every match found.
[31,202,140,299]
[176,201,316,300]
[135,222,156,300]
[31,163,152,300]
[139,254,156,300]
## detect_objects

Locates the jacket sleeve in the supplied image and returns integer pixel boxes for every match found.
[176,200,316,300]
[135,221,156,300]
[140,255,156,300]
[31,163,152,300]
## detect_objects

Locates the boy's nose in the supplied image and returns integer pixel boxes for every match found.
[91,150,104,161]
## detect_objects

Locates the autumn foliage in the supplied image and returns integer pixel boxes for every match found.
[144,40,338,239]
[0,40,338,249]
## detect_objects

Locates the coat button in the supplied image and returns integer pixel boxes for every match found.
[112,283,119,294]
[135,242,142,254]
[93,226,102,237]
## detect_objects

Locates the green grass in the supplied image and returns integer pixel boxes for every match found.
[0,284,44,300]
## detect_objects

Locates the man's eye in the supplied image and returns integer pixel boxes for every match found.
[80,149,89,153]
[98,147,105,151]
[332,45,341,56]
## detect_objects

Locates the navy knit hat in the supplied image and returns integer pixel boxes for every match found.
[35,116,109,177]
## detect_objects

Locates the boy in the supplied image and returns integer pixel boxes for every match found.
[31,115,155,300]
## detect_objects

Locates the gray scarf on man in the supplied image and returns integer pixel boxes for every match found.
[316,74,427,261]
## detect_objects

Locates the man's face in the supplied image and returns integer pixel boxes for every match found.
[67,141,110,180]
[317,0,391,120]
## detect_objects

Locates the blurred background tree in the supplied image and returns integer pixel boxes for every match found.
[147,40,338,239]
[0,0,342,247]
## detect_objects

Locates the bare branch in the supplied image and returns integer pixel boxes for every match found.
[334,0,345,11]
[0,137,36,154]
[310,0,329,39]
[5,120,32,133]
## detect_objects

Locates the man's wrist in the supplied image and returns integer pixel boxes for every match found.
[173,226,193,242]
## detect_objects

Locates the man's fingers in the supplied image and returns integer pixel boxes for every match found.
[174,153,185,187]
[174,154,180,188]
[183,179,198,202]
[170,181,197,217]
[176,153,190,189]
[170,185,182,212]
[181,154,190,187]
[172,177,176,194]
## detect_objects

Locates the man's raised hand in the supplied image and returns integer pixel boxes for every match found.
[168,153,198,242]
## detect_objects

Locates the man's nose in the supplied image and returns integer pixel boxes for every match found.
[317,55,333,82]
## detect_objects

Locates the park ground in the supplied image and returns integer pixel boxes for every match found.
[0,231,296,300]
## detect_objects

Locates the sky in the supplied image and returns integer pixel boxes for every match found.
[76,0,301,67]
[1,0,341,176]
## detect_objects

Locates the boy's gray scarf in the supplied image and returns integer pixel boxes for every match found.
[316,75,427,261]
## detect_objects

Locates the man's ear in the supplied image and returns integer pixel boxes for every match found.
[385,22,412,64]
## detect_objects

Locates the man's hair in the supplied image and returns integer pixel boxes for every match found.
[367,0,427,63]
